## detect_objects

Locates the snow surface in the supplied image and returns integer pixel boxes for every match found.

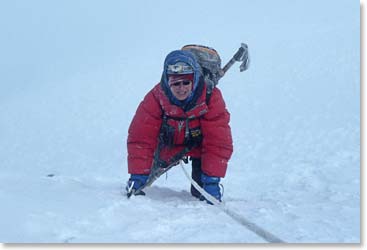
[0,0,360,244]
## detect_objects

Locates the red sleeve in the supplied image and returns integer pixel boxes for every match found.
[127,87,162,174]
[200,88,233,177]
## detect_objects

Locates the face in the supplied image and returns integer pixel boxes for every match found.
[169,80,193,101]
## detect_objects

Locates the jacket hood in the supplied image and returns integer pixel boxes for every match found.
[161,50,204,110]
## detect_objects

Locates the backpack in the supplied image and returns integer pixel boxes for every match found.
[181,44,223,104]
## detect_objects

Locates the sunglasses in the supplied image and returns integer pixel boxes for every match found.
[170,80,192,87]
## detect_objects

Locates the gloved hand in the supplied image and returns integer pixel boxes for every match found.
[126,174,149,197]
[201,173,222,204]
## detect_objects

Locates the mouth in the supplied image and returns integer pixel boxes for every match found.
[175,90,190,100]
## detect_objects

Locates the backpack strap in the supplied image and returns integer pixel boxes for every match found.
[205,79,215,105]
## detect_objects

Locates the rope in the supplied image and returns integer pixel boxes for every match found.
[179,161,286,243]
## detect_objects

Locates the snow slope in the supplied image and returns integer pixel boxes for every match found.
[0,0,360,243]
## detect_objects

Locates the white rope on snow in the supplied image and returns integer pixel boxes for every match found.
[179,161,286,243]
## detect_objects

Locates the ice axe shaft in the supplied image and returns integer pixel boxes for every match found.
[221,43,250,77]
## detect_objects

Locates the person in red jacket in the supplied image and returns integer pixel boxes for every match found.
[126,49,233,203]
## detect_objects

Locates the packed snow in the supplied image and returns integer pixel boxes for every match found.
[0,0,360,244]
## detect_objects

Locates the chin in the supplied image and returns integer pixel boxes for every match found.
[177,95,189,100]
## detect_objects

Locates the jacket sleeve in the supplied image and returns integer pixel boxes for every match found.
[200,88,233,177]
[127,89,162,174]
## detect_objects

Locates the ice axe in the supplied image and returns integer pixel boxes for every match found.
[220,43,250,77]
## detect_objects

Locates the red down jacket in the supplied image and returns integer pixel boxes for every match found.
[127,83,233,177]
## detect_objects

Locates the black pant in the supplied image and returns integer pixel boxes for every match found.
[190,157,203,198]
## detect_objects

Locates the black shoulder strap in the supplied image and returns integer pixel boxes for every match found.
[205,81,215,105]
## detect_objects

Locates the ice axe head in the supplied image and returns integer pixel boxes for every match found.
[234,43,250,72]
[221,43,250,77]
